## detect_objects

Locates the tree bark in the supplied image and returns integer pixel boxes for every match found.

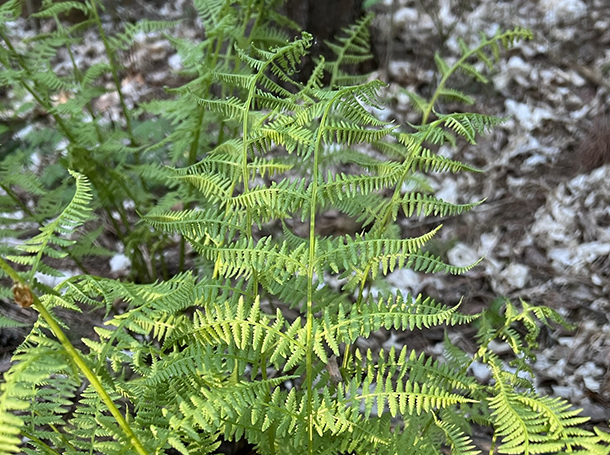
[284,0,364,41]
[281,0,367,80]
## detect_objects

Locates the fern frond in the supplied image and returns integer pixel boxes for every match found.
[423,26,532,122]
[437,112,505,144]
[6,170,92,284]
[169,170,232,203]
[194,94,245,121]
[436,87,475,105]
[192,0,233,30]
[109,20,182,51]
[0,335,76,455]
[487,355,597,454]
[434,417,481,455]
[318,225,473,280]
[32,1,89,18]
[227,179,308,223]
[0,0,21,20]
[400,193,484,217]
[318,166,402,205]
[322,119,395,146]
[397,135,482,173]
[143,207,242,242]
[256,119,314,154]
[345,363,475,419]
[169,296,307,371]
[323,14,374,87]
[194,236,308,283]
[319,292,476,352]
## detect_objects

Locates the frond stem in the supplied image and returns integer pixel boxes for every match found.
[60,20,104,143]
[88,0,136,146]
[0,29,77,143]
[18,429,62,455]
[305,95,335,455]
[260,354,277,454]
[422,30,515,125]
[0,258,150,455]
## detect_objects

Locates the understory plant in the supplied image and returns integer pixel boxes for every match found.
[1,1,610,454]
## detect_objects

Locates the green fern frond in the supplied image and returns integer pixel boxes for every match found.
[0,335,75,455]
[169,169,232,202]
[422,26,532,123]
[322,119,395,146]
[81,61,112,86]
[31,69,74,92]
[346,368,475,419]
[0,0,21,20]
[318,167,402,205]
[437,112,505,144]
[323,14,374,87]
[32,1,89,18]
[485,354,601,454]
[318,225,461,279]
[172,296,308,370]
[6,170,92,283]
[212,71,255,91]
[250,22,294,48]
[319,292,475,351]
[143,207,243,241]
[176,374,300,438]
[404,90,429,114]
[192,0,233,29]
[1,7,593,454]
[400,193,484,217]
[434,417,481,455]
[227,179,308,223]
[194,94,246,121]
[194,236,308,282]
[397,136,483,173]
[256,120,315,153]
[437,87,476,105]
[109,20,182,51]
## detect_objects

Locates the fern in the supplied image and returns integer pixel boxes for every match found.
[1,2,608,455]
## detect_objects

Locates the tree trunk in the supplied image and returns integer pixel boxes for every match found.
[282,0,367,80]
[283,0,364,43]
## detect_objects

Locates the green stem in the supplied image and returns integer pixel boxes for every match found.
[0,258,149,455]
[421,31,515,125]
[260,354,277,455]
[0,29,77,143]
[304,94,335,455]
[18,429,62,455]
[61,20,105,144]
[88,0,135,145]
[247,0,265,42]
[371,122,439,236]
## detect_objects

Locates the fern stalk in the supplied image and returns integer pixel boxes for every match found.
[422,28,532,124]
[0,183,91,273]
[18,428,63,455]
[88,0,136,145]
[304,95,334,455]
[0,29,77,143]
[0,258,149,455]
[54,15,106,144]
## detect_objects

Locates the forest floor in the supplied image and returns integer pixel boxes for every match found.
[369,0,610,429]
[1,0,610,449]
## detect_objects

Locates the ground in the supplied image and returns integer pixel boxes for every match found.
[370,0,610,426]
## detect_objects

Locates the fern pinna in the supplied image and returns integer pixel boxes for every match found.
[1,1,610,455]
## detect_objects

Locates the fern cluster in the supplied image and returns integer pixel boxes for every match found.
[1,1,609,454]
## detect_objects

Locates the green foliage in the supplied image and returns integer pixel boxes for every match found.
[1,1,609,455]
